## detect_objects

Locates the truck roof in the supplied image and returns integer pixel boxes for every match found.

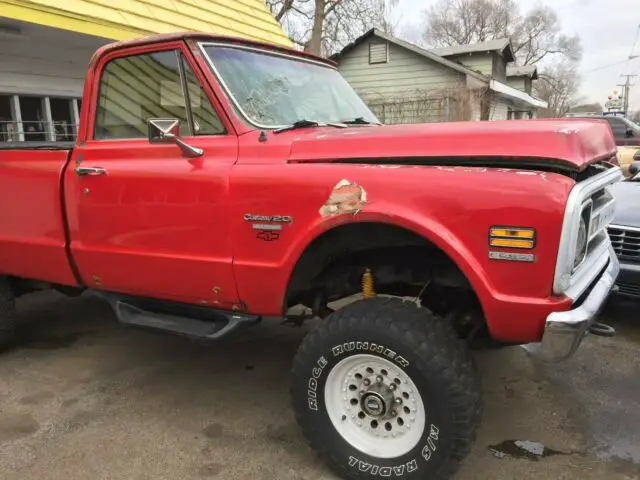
[90,32,336,68]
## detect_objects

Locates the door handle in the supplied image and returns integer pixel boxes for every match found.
[75,166,107,177]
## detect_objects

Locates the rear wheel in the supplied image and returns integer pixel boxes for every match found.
[0,279,17,352]
[291,297,482,479]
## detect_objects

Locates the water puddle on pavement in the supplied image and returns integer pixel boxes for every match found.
[489,440,566,461]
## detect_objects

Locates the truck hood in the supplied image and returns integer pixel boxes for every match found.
[610,180,640,228]
[287,119,617,171]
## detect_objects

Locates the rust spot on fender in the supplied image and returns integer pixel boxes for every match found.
[319,179,367,217]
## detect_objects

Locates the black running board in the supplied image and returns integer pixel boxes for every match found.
[93,292,260,340]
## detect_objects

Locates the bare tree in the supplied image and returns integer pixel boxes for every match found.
[267,0,397,56]
[422,0,581,65]
[423,0,515,47]
[534,63,581,118]
[266,0,297,22]
[510,5,581,65]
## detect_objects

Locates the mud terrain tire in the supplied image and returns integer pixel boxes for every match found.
[291,297,482,480]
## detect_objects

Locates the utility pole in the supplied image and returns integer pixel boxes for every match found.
[620,74,637,116]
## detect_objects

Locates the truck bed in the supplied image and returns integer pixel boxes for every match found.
[0,146,78,286]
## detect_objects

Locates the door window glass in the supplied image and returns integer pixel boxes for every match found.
[180,56,225,135]
[94,50,189,139]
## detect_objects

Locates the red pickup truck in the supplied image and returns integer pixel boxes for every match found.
[0,33,623,479]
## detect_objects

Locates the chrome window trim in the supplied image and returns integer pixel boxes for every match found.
[553,167,623,299]
[197,42,340,131]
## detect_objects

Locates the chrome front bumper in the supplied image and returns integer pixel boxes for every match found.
[534,246,620,362]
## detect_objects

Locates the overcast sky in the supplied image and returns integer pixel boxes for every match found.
[394,0,640,112]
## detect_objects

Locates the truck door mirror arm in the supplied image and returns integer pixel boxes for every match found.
[147,118,204,158]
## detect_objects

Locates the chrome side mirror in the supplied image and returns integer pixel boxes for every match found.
[147,118,203,158]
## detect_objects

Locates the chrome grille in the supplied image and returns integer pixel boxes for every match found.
[617,281,640,297]
[608,225,640,262]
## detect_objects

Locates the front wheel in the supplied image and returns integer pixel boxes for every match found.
[291,298,482,480]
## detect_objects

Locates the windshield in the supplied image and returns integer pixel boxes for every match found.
[201,44,379,128]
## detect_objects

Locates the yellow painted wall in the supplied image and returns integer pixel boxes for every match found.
[0,0,291,46]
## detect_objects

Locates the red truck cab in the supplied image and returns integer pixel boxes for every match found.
[0,33,623,480]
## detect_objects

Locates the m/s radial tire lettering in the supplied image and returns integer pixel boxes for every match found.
[291,297,482,480]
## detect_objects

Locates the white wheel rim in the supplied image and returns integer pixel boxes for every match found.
[324,354,426,458]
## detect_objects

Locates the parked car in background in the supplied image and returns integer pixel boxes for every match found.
[566,114,640,176]
[618,147,640,177]
[609,161,640,298]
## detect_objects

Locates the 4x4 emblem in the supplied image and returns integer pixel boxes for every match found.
[256,231,280,242]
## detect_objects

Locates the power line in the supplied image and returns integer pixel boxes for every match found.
[580,59,630,74]
[579,25,640,75]
[618,24,640,114]
[621,24,640,75]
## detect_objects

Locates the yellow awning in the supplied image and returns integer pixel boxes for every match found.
[0,0,291,46]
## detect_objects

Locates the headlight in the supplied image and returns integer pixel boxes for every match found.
[573,206,591,270]
[574,216,587,269]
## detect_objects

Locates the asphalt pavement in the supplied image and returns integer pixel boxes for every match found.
[0,291,638,479]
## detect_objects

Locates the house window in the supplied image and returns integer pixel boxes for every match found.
[0,95,13,142]
[0,94,80,142]
[369,43,389,64]
[50,98,75,141]
[19,96,46,141]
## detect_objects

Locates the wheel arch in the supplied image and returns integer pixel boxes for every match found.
[283,212,492,315]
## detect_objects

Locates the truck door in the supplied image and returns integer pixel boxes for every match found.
[65,42,240,309]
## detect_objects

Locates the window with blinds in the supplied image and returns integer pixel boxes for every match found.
[369,43,389,64]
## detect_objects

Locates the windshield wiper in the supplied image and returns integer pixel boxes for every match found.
[341,117,381,125]
[273,119,347,134]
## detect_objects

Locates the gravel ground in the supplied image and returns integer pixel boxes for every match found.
[0,292,638,480]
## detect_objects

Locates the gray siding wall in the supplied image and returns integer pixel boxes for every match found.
[489,99,509,120]
[337,39,466,99]
[506,77,526,91]
[491,53,506,81]
[506,77,533,95]
[0,52,87,97]
[0,25,106,97]
[337,38,466,123]
[445,52,493,76]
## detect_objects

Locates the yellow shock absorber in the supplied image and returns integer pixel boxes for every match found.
[361,268,376,298]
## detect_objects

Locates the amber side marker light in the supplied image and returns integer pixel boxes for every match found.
[489,227,536,249]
